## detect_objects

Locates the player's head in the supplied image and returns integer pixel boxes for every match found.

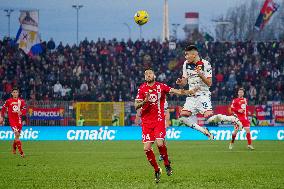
[237,87,245,98]
[11,87,19,99]
[184,45,199,63]
[144,68,156,83]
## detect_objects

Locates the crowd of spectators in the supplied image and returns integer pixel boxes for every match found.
[0,37,283,104]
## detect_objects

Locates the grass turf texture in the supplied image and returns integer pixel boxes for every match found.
[0,141,284,189]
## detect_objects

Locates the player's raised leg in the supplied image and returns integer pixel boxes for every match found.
[207,114,243,130]
[203,110,215,140]
[180,109,214,140]
[180,115,214,140]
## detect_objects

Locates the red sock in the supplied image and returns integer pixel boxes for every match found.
[246,132,252,145]
[13,140,17,151]
[158,145,170,166]
[145,149,159,172]
[231,133,237,143]
[16,140,23,154]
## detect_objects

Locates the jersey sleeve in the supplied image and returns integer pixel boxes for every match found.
[230,99,238,113]
[1,100,8,117]
[135,86,145,101]
[161,83,172,94]
[204,61,212,78]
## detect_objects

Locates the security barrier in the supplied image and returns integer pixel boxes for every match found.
[1,101,284,126]
[25,101,75,126]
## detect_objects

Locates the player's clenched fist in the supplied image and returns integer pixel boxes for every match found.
[176,78,183,85]
[144,90,151,102]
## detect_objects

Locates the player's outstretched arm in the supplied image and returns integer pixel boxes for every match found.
[169,88,198,96]
[169,88,182,95]
[182,88,199,95]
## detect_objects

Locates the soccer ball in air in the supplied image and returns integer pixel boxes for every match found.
[134,10,149,25]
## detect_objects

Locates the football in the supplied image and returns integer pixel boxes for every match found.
[134,10,149,25]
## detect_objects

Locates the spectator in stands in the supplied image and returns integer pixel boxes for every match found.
[61,85,71,99]
[216,71,224,83]
[4,80,12,94]
[53,81,63,97]
[47,38,56,50]
[0,38,283,104]
[248,85,257,102]
[227,70,237,91]
[0,81,3,99]
[80,81,88,94]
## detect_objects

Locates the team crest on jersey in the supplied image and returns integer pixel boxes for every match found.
[149,94,157,102]
[196,65,202,71]
[12,105,19,112]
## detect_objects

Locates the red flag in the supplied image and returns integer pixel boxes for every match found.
[255,0,280,30]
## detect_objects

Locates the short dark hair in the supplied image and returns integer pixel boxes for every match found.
[238,87,245,91]
[12,87,19,92]
[185,45,198,52]
[144,67,154,72]
[237,87,245,96]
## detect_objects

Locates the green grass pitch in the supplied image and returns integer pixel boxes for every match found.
[0,141,284,189]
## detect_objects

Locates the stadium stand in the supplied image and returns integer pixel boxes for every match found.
[0,37,283,104]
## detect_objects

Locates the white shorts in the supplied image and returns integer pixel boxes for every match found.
[182,94,212,115]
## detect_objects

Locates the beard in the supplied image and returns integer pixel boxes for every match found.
[146,78,155,83]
